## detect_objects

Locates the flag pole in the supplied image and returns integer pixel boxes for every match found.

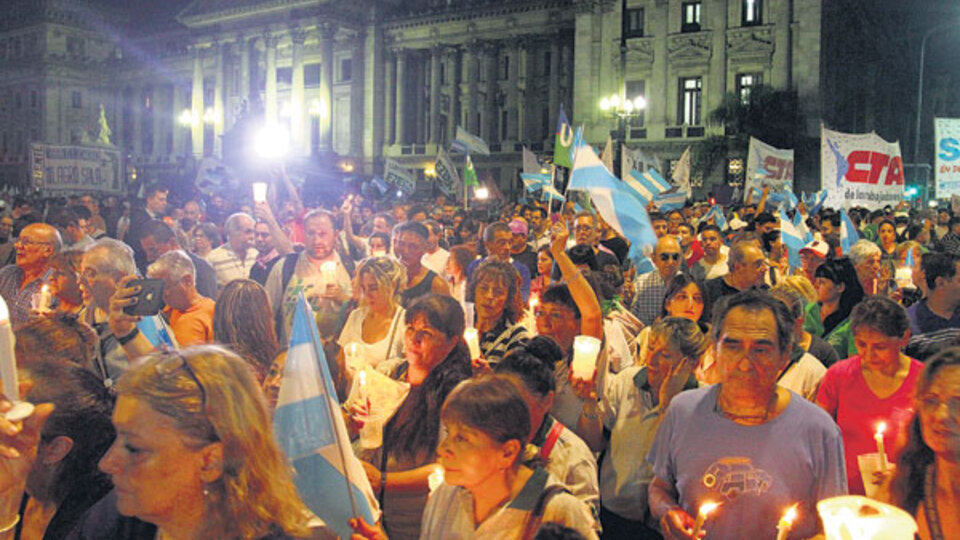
[298,292,361,520]
[464,152,470,212]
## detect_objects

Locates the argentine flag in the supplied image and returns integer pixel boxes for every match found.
[273,293,379,539]
[520,172,551,193]
[704,205,728,231]
[623,168,671,206]
[654,190,689,212]
[780,208,812,269]
[840,209,859,255]
[568,144,658,262]
[803,190,828,215]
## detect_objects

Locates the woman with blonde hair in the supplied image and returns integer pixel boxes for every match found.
[338,257,407,378]
[213,279,285,407]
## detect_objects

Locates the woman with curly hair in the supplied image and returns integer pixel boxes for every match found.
[338,257,407,375]
[467,260,530,367]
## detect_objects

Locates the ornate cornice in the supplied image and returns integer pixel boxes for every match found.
[667,31,711,63]
[383,1,575,31]
[726,25,774,60]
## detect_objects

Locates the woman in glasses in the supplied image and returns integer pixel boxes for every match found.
[466,260,529,368]
[883,347,960,540]
[1,346,327,539]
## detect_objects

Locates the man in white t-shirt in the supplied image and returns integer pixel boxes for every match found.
[691,224,729,281]
[420,219,449,275]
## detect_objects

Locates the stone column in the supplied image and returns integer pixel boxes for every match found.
[464,41,479,134]
[264,33,278,125]
[350,30,366,156]
[172,82,184,156]
[384,49,395,146]
[446,46,461,145]
[394,47,406,146]
[191,46,204,157]
[132,86,143,156]
[428,46,441,145]
[482,41,499,143]
[518,38,532,141]
[151,85,163,157]
[547,38,560,145]
[506,41,520,142]
[319,23,336,152]
[290,28,307,155]
[213,43,225,156]
[239,35,250,104]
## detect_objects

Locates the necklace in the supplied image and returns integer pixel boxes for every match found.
[715,387,778,424]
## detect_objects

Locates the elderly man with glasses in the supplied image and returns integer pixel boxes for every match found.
[631,236,684,326]
[0,223,62,325]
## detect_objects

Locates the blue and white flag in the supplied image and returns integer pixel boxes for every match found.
[783,190,800,212]
[840,209,859,255]
[654,190,689,212]
[793,210,813,242]
[570,125,586,165]
[542,184,565,203]
[273,294,379,539]
[803,190,828,215]
[520,172,551,193]
[451,126,490,156]
[780,208,809,269]
[568,144,658,261]
[623,168,671,206]
[704,205,728,231]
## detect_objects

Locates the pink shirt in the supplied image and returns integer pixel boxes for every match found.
[816,355,923,494]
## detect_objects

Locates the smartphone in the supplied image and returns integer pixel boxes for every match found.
[124,278,165,316]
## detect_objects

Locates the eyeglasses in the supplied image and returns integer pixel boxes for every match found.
[155,353,208,408]
[659,253,681,262]
[16,238,53,248]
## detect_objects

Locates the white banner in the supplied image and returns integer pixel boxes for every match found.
[30,143,122,193]
[620,144,660,176]
[383,158,416,194]
[433,147,461,199]
[935,118,960,198]
[745,137,794,200]
[821,126,905,210]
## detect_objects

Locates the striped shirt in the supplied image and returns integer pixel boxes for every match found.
[479,320,529,365]
[205,245,258,288]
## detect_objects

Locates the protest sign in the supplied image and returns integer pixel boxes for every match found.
[383,158,416,195]
[745,137,794,201]
[821,127,905,210]
[935,118,960,198]
[434,147,461,198]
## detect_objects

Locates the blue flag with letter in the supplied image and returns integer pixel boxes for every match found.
[273,294,379,539]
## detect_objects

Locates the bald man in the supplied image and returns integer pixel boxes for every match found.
[0,223,62,325]
[703,241,769,315]
[631,236,683,325]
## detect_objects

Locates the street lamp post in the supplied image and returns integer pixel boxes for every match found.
[912,22,956,185]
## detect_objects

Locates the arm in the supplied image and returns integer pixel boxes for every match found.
[649,476,698,540]
[362,461,437,495]
[550,222,602,339]
[339,197,367,255]
[278,164,303,215]
[0,400,55,540]
[108,275,158,360]
[756,185,770,215]
[254,202,294,256]
[430,274,451,296]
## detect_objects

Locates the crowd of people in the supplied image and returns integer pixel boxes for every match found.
[0,179,957,540]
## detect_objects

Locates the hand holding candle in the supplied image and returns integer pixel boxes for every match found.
[463,328,481,360]
[691,501,720,538]
[776,504,798,540]
[0,296,33,422]
[33,284,52,313]
[571,335,601,381]
[427,465,444,494]
[252,182,268,204]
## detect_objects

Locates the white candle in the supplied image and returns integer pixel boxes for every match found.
[320,261,337,287]
[776,504,799,540]
[529,295,539,312]
[464,328,481,360]
[875,422,888,471]
[36,284,52,313]
[356,368,368,403]
[692,501,720,538]
[252,182,268,203]
[571,335,602,381]
[344,341,363,370]
[0,297,18,402]
[428,465,444,494]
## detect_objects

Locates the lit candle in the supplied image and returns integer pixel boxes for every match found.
[463,328,481,360]
[875,422,888,472]
[0,296,32,422]
[356,367,368,403]
[428,465,444,494]
[776,504,799,540]
[252,182,268,204]
[571,335,602,381]
[344,341,363,370]
[692,501,720,538]
[34,283,52,313]
[529,295,540,312]
[320,261,337,286]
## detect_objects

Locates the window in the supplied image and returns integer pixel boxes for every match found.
[624,8,644,38]
[276,67,292,85]
[742,0,762,25]
[737,73,762,103]
[501,110,509,140]
[304,63,321,87]
[678,77,702,125]
[681,2,702,33]
[339,58,352,82]
[626,80,646,128]
[500,55,510,80]
[440,61,446,85]
[543,51,552,76]
[71,91,82,109]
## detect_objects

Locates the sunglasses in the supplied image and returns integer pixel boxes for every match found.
[659,253,681,262]
[155,353,208,409]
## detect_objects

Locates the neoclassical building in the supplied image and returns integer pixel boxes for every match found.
[0,0,832,194]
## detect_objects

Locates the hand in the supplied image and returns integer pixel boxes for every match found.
[0,396,55,496]
[549,221,569,258]
[569,368,598,401]
[471,355,490,374]
[349,517,389,540]
[322,283,346,302]
[108,275,142,339]
[341,196,354,216]
[870,463,897,488]
[361,461,382,495]
[660,508,701,540]
[345,397,369,436]
[659,358,697,409]
[253,201,278,226]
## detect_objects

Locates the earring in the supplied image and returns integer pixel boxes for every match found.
[203,485,210,497]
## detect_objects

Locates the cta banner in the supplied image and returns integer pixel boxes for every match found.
[745,137,794,201]
[935,118,960,198]
[821,127,905,210]
[30,143,122,193]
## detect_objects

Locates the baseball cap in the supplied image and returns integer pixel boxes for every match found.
[799,239,829,259]
[508,218,528,236]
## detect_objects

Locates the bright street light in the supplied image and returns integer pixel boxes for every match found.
[599,93,647,118]
[254,123,290,160]
[475,186,489,200]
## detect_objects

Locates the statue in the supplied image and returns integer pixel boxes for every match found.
[96,103,112,145]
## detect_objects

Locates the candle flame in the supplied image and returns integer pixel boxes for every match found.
[321,261,337,272]
[876,422,887,436]
[41,284,49,293]
[781,504,798,525]
[357,369,367,387]
[699,501,720,517]
[529,296,539,309]
[428,466,444,492]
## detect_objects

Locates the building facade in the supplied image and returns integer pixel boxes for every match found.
[1,0,831,194]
